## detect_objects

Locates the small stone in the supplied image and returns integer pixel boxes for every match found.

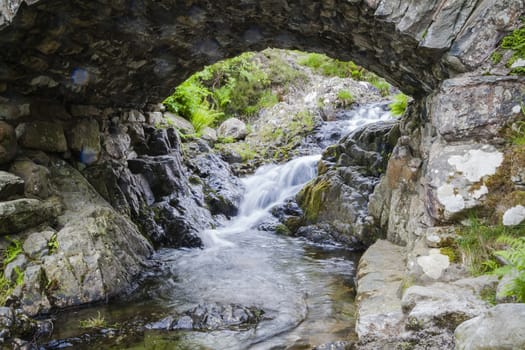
[502,205,525,226]
[104,132,131,159]
[217,118,248,140]
[200,127,217,144]
[416,249,450,280]
[145,316,175,330]
[4,254,28,283]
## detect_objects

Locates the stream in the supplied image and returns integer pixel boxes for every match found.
[43,103,392,350]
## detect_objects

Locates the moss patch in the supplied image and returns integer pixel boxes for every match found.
[297,178,330,223]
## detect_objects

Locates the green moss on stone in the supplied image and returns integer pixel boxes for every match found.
[298,178,330,223]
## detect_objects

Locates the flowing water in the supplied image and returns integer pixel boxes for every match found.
[44,103,392,350]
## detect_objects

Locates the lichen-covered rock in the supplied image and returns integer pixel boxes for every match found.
[0,171,24,200]
[217,118,248,140]
[17,158,153,315]
[22,230,54,259]
[0,198,58,235]
[0,121,17,164]
[426,143,503,222]
[455,304,525,350]
[17,122,67,153]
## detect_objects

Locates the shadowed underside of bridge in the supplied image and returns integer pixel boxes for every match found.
[0,0,522,109]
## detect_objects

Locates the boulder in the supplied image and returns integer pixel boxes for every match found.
[455,304,525,350]
[22,230,55,259]
[9,159,51,199]
[0,171,24,200]
[164,112,195,135]
[217,118,248,140]
[426,143,503,222]
[0,122,17,164]
[17,121,67,153]
[66,119,101,164]
[0,198,57,235]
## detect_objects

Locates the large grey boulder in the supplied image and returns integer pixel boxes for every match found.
[17,121,68,153]
[217,118,248,140]
[455,304,525,350]
[18,158,153,315]
[164,112,195,135]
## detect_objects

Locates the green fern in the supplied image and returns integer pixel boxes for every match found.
[389,93,408,117]
[493,235,525,302]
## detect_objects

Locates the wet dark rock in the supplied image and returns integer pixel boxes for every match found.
[0,307,38,345]
[294,121,400,247]
[66,119,101,164]
[189,153,244,218]
[151,201,203,248]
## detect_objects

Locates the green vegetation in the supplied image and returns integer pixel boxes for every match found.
[0,238,25,305]
[509,120,525,145]
[297,178,330,222]
[492,236,525,302]
[501,22,525,75]
[388,93,409,116]
[79,311,108,329]
[455,216,525,301]
[491,51,503,64]
[163,50,308,134]
[48,233,59,254]
[337,89,354,107]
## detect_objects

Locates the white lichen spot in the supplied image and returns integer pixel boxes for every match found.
[417,249,450,280]
[448,148,503,182]
[472,185,488,200]
[437,183,465,213]
[512,105,522,114]
[503,205,525,226]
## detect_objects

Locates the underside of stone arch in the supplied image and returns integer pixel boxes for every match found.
[0,0,522,110]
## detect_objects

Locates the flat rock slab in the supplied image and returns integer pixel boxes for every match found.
[355,239,405,340]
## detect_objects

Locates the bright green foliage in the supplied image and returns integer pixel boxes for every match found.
[4,238,22,264]
[163,52,288,133]
[388,93,409,116]
[501,23,525,75]
[493,235,525,302]
[0,276,13,306]
[298,53,363,78]
[48,233,59,254]
[337,89,354,107]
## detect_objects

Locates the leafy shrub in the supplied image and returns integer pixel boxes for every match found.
[493,235,525,302]
[501,23,525,75]
[388,93,409,116]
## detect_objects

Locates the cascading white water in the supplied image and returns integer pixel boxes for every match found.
[201,102,392,247]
